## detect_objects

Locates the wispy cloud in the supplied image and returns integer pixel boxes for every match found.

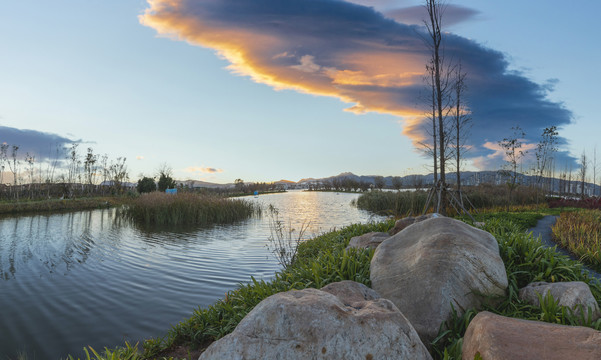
[185,166,224,174]
[140,0,576,169]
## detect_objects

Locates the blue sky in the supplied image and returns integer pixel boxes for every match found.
[0,0,599,184]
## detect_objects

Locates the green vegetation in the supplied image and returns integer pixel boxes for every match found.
[352,190,428,216]
[552,209,601,271]
[431,215,601,359]
[354,184,542,216]
[122,192,260,226]
[0,196,126,216]
[137,177,157,194]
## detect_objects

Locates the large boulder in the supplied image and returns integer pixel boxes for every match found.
[462,311,601,360]
[199,281,432,360]
[346,232,390,250]
[519,281,600,321]
[388,213,442,236]
[370,217,508,345]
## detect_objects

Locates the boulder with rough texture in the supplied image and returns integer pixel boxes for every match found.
[462,311,601,360]
[519,281,600,320]
[371,217,508,344]
[346,232,390,250]
[199,281,432,360]
[388,213,442,236]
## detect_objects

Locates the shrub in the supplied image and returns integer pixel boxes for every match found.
[136,177,156,194]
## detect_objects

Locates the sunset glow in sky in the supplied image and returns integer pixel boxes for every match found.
[1,1,599,183]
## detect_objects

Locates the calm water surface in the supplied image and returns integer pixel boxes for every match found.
[0,191,384,359]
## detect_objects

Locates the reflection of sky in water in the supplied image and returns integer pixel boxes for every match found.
[0,191,384,359]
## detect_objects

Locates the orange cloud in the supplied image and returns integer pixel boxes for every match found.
[139,0,426,119]
[139,0,577,170]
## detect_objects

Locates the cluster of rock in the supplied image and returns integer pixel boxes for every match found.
[199,215,601,359]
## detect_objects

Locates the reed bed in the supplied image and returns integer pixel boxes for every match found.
[354,185,543,216]
[552,209,601,270]
[352,190,428,216]
[123,192,260,226]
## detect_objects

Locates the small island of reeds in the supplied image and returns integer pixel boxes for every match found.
[122,192,260,226]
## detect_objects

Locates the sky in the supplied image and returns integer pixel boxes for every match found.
[0,0,599,184]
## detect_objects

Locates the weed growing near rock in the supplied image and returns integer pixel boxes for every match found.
[431,216,601,360]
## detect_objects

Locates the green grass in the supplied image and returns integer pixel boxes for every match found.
[552,209,601,271]
[431,215,601,360]
[121,192,260,226]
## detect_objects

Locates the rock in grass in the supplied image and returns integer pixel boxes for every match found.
[462,311,601,360]
[370,217,508,345]
[388,213,442,236]
[199,281,432,360]
[346,232,390,250]
[519,281,601,321]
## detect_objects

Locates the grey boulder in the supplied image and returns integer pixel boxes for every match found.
[519,281,600,321]
[199,281,432,360]
[371,217,508,345]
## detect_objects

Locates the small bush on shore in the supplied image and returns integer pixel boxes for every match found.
[122,192,260,226]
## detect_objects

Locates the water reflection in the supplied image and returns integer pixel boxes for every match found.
[0,191,384,359]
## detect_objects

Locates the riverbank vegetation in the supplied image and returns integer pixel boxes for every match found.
[353,184,541,216]
[62,210,601,360]
[0,196,128,216]
[552,209,601,271]
[121,192,260,226]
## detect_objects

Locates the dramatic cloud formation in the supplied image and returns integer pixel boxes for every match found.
[0,126,76,161]
[140,0,575,169]
[185,166,224,174]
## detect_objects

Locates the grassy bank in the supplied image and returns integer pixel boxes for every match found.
[122,192,260,226]
[64,211,601,359]
[552,209,601,271]
[354,185,543,216]
[0,196,126,216]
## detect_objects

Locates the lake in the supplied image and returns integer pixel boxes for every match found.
[0,190,384,359]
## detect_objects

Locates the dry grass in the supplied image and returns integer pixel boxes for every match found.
[552,209,601,269]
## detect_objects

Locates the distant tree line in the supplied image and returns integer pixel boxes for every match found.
[0,143,130,201]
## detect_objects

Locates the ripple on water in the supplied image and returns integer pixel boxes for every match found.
[0,191,385,359]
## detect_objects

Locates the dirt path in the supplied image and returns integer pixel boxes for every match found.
[528,215,601,281]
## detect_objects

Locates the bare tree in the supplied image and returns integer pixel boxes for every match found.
[422,0,454,214]
[579,150,588,199]
[0,143,7,186]
[109,157,129,194]
[594,146,598,196]
[450,62,471,205]
[84,147,98,193]
[499,126,526,209]
[533,126,558,206]
[392,176,403,191]
[25,153,35,199]
[374,176,385,190]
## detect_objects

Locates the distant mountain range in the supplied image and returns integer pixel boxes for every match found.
[177,171,600,195]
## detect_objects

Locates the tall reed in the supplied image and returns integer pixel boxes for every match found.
[123,192,260,226]
[552,209,601,270]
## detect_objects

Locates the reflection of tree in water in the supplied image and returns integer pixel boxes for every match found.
[0,210,110,280]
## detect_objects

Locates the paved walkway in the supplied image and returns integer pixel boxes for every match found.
[528,215,601,281]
